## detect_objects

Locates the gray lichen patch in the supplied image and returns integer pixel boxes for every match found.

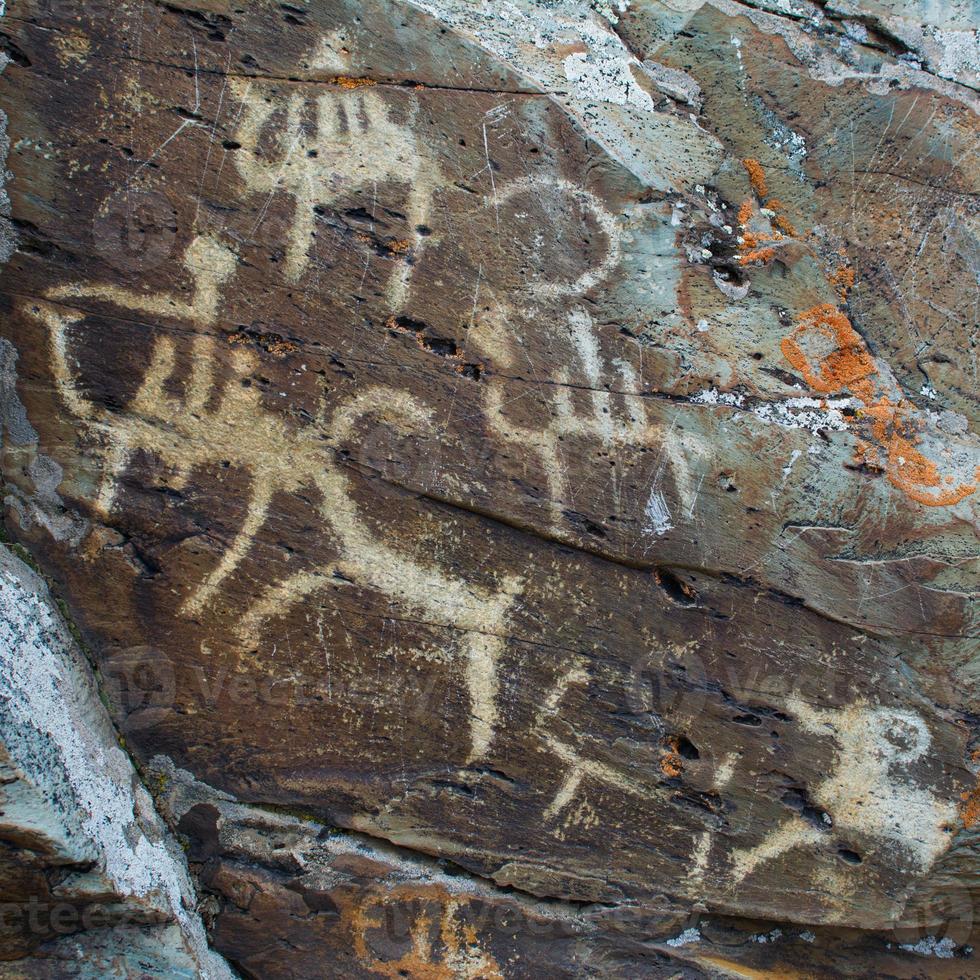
[0,546,232,978]
[0,339,87,546]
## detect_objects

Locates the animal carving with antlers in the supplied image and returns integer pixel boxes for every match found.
[34,234,520,761]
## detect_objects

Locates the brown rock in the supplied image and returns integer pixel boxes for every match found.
[0,0,977,975]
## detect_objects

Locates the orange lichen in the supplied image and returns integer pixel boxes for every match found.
[266,339,298,357]
[779,304,877,400]
[735,158,975,509]
[660,736,684,778]
[387,314,466,362]
[851,438,883,472]
[734,162,798,267]
[738,199,754,229]
[829,263,855,298]
[865,402,978,506]
[227,330,298,358]
[387,238,412,254]
[961,778,980,829]
[330,75,377,89]
[889,448,977,505]
[781,308,976,506]
[741,230,782,249]
[654,570,697,602]
[739,247,775,265]
[773,212,798,236]
[743,157,768,199]
[765,198,799,234]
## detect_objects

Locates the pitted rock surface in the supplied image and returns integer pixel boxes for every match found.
[0,0,977,975]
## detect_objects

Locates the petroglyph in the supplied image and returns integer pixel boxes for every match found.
[36,237,521,762]
[230,79,443,309]
[240,388,522,761]
[493,176,623,302]
[4,1,980,970]
[464,174,709,538]
[731,699,957,884]
[485,305,699,535]
[535,664,654,822]
[687,829,714,888]
[40,300,330,589]
[542,734,651,821]
[470,175,652,533]
[49,235,238,326]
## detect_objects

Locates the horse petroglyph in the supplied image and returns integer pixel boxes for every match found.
[231,79,443,310]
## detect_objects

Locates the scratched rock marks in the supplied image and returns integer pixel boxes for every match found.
[0,0,979,975]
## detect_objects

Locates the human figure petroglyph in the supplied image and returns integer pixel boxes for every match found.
[464,176,704,538]
[49,234,238,327]
[36,237,521,762]
[480,304,646,533]
[230,78,443,310]
[43,234,238,517]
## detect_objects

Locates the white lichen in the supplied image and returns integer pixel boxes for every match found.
[900,935,958,959]
[0,550,232,978]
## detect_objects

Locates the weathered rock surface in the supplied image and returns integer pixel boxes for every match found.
[0,0,978,975]
[0,546,231,977]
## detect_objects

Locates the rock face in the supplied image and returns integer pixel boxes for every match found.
[0,547,231,977]
[0,0,978,975]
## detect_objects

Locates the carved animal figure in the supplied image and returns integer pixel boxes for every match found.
[35,235,521,761]
[231,80,443,310]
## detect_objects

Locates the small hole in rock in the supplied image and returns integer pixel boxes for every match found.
[655,568,698,606]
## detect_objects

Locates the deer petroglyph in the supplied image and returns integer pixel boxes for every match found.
[35,235,521,762]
